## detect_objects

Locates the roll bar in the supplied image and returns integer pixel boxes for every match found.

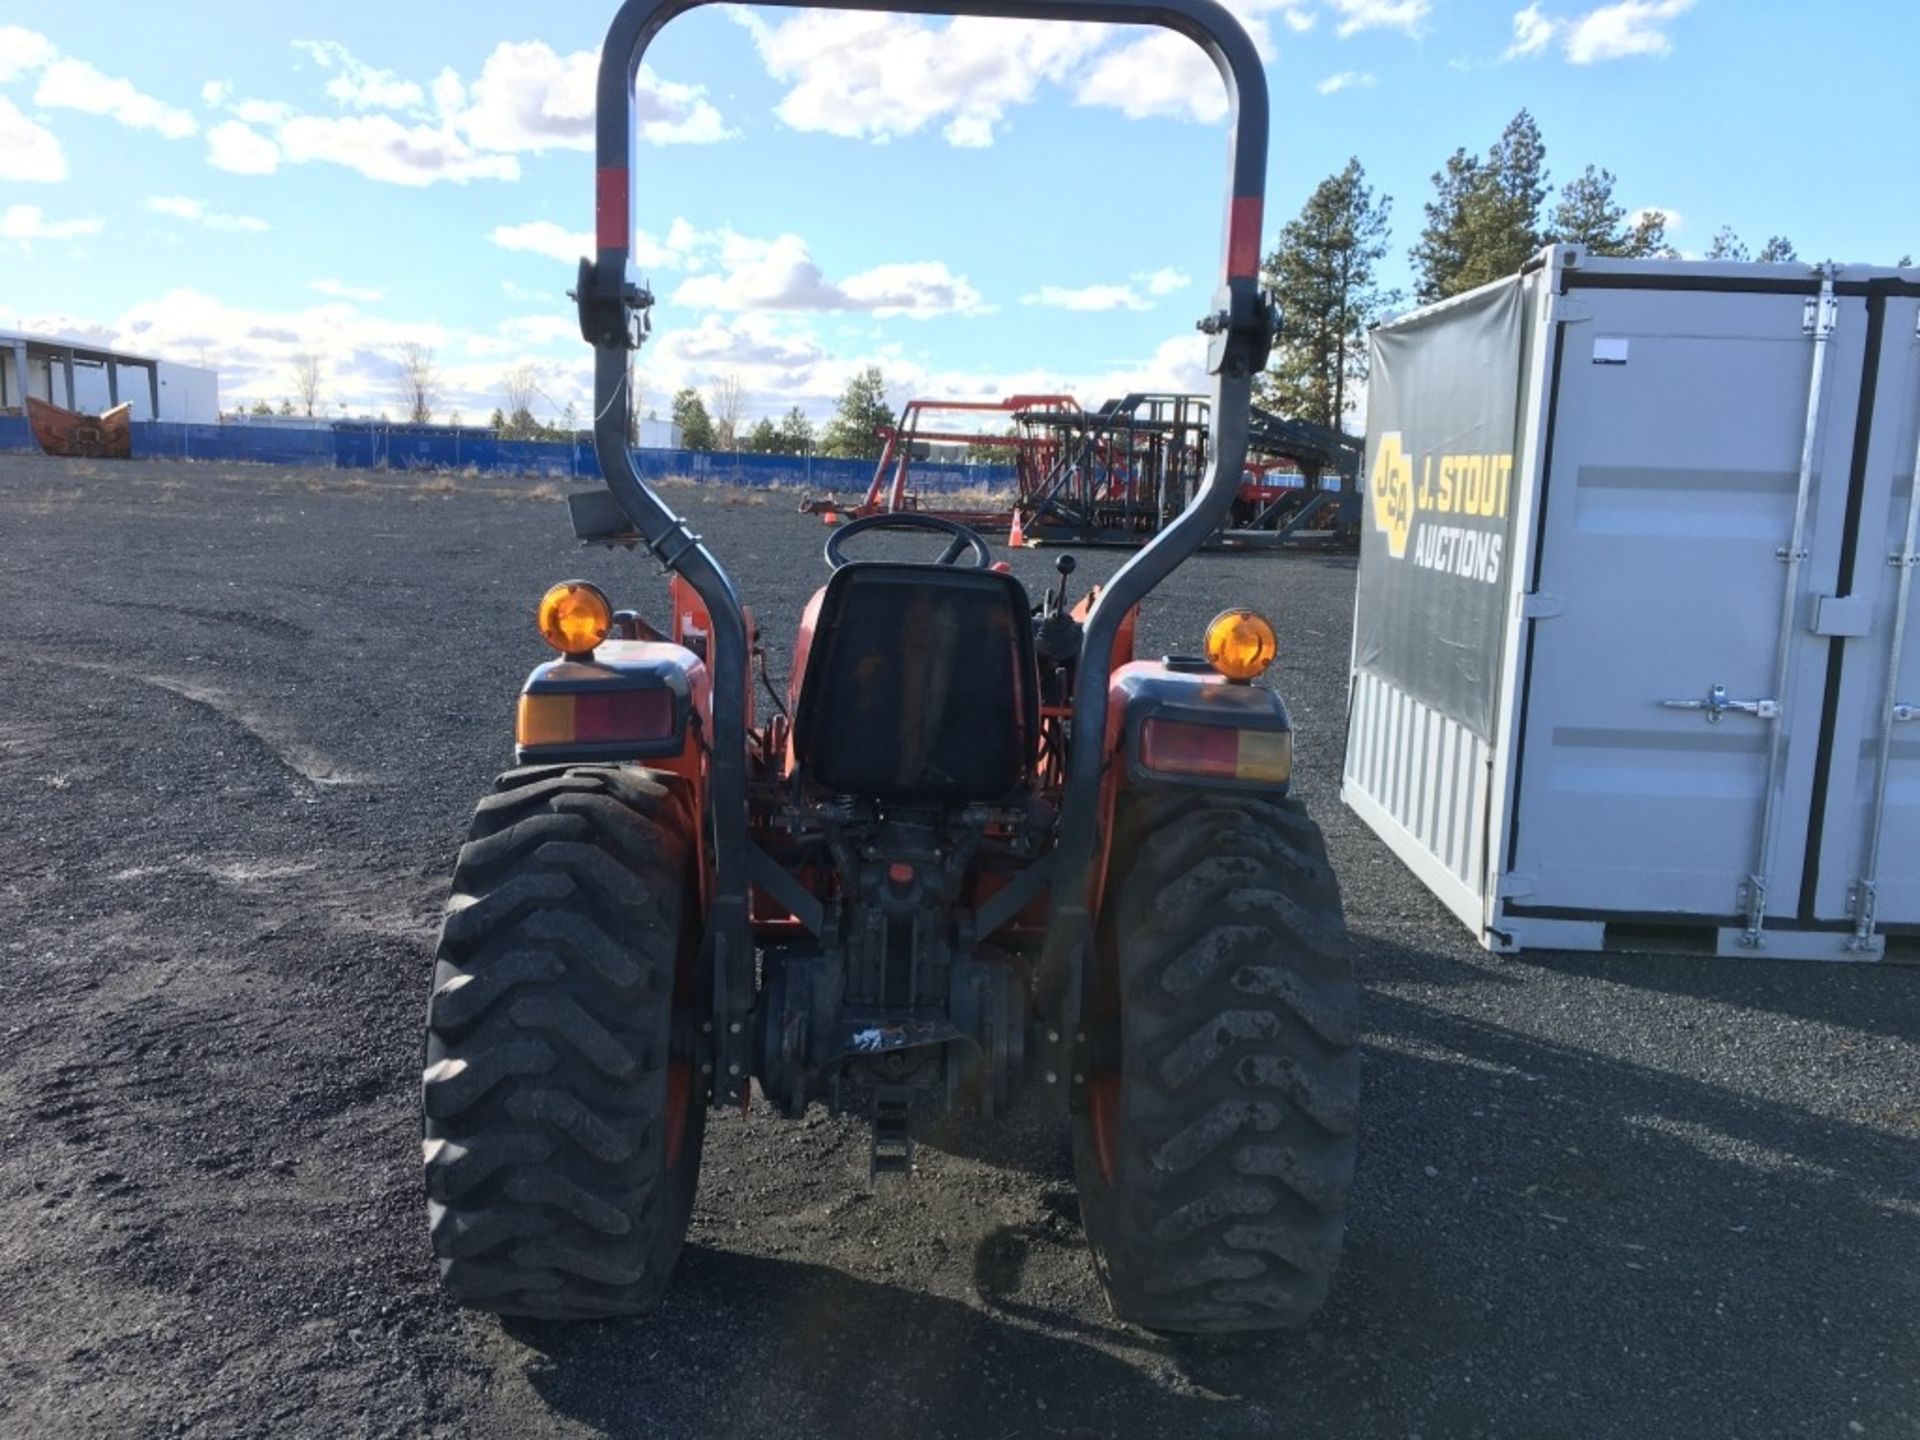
[576,0,1277,1101]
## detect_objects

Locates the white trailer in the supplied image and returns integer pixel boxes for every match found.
[1344,248,1919,961]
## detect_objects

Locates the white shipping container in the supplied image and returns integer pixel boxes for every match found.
[1343,247,1919,961]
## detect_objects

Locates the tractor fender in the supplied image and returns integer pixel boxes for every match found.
[1103,659,1293,795]
[515,642,709,778]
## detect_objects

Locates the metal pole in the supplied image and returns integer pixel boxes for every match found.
[1849,394,1920,950]
[1743,267,1836,947]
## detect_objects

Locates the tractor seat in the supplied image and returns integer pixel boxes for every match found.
[792,563,1038,803]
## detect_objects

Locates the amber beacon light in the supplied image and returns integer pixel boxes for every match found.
[537,581,614,656]
[1204,609,1277,682]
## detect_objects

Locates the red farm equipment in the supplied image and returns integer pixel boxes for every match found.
[804,389,1363,549]
[421,0,1360,1335]
[799,394,1082,528]
[1011,394,1365,548]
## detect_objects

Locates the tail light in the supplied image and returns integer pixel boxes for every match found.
[1138,718,1291,784]
[518,688,675,747]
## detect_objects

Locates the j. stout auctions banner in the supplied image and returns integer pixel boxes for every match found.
[1354,277,1526,741]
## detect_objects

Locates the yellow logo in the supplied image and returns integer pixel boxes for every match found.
[1370,431,1414,560]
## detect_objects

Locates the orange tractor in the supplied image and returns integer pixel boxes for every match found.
[422,0,1358,1333]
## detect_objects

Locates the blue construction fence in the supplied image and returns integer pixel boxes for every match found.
[0,414,1016,492]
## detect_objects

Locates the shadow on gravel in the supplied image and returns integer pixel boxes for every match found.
[1350,928,1528,989]
[911,1088,1076,1180]
[1527,946,1920,1046]
[502,1248,1220,1440]
[1180,987,1920,1436]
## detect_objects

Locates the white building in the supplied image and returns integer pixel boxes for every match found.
[0,330,220,424]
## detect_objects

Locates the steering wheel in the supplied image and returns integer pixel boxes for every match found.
[824,511,994,571]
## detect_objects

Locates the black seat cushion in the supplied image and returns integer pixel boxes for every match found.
[793,563,1037,802]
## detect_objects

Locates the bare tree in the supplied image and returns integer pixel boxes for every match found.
[395,341,440,425]
[707,371,745,452]
[500,364,539,437]
[291,353,324,418]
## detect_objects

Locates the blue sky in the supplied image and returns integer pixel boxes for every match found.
[1,1,1913,428]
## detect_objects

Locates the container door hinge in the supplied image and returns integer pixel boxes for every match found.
[1847,881,1879,954]
[1738,875,1770,948]
[1661,683,1779,722]
[1497,872,1537,900]
[1519,591,1564,620]
[1803,290,1838,337]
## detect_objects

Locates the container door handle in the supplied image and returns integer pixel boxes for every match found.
[1661,683,1780,723]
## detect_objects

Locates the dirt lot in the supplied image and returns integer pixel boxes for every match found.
[1,454,1916,1440]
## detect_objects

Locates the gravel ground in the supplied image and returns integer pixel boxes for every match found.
[1,453,1916,1440]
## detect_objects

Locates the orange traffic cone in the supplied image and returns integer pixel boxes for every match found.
[821,505,839,526]
[1008,510,1026,548]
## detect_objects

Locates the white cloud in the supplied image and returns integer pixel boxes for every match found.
[0,95,65,181]
[489,220,594,264]
[1503,0,1694,64]
[1024,267,1193,311]
[489,218,704,273]
[10,286,598,420]
[276,113,519,186]
[1327,0,1432,37]
[206,120,281,175]
[0,26,57,82]
[670,230,985,318]
[34,57,196,139]
[310,278,386,303]
[294,39,426,111]
[201,79,232,106]
[1317,70,1377,93]
[232,98,295,127]
[1025,283,1152,313]
[1076,31,1229,123]
[1505,3,1556,57]
[1,203,103,244]
[1564,0,1693,62]
[193,38,726,192]
[839,261,988,318]
[458,40,728,151]
[737,9,1106,146]
[1281,7,1318,32]
[146,195,270,232]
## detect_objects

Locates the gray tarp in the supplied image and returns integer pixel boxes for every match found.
[1354,277,1527,741]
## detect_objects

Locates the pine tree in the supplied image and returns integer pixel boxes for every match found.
[1410,147,1483,303]
[1706,227,1749,261]
[489,407,507,433]
[1549,166,1630,254]
[775,405,815,453]
[746,417,779,453]
[1258,157,1397,434]
[821,367,894,460]
[1472,109,1550,283]
[671,387,716,450]
[1412,111,1551,301]
[1623,209,1678,259]
[1757,235,1797,263]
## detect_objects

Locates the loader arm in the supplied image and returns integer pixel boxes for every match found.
[577,0,1277,1099]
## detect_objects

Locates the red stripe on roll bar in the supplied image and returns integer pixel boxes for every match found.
[597,167,629,250]
[1227,195,1262,279]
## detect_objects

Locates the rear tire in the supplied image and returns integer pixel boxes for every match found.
[1073,790,1358,1333]
[422,764,705,1319]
